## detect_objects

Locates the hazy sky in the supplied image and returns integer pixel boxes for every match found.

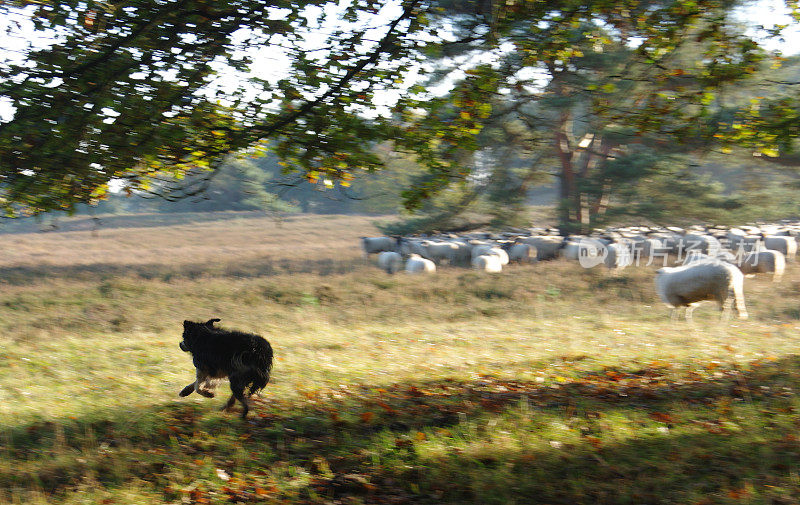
[739,0,800,52]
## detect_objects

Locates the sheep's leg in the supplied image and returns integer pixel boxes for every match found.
[685,305,696,323]
[729,287,748,320]
[735,297,748,320]
[719,297,733,322]
[669,307,678,323]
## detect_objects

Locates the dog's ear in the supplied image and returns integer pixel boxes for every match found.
[205,318,221,327]
[183,320,195,329]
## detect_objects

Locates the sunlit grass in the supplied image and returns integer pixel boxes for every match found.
[1,213,800,503]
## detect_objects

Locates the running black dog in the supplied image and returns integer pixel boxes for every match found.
[178,319,273,418]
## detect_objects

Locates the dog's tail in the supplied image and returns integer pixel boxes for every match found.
[247,339,273,395]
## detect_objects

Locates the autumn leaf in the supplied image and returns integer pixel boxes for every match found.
[408,386,424,397]
[377,401,396,414]
[254,487,275,496]
[649,412,674,424]
[189,488,208,503]
[727,487,749,499]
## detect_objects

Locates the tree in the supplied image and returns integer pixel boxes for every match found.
[1,0,798,224]
[146,157,299,213]
[0,0,427,215]
[393,0,787,232]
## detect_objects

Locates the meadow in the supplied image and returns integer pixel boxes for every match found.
[2,212,800,504]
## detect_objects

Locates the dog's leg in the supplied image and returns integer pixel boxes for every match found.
[220,394,236,412]
[195,370,216,398]
[228,375,250,419]
[179,382,196,397]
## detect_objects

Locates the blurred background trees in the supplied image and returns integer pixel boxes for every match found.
[2,0,800,232]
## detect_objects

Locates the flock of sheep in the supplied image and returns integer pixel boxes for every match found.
[361,221,800,321]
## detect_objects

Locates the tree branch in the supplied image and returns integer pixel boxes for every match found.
[242,0,423,140]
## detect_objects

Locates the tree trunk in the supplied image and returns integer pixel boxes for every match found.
[554,109,581,234]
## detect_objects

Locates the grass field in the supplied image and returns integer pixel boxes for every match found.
[2,212,800,504]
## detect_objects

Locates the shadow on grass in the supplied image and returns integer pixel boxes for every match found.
[4,356,800,504]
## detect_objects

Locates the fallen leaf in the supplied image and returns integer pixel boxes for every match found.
[377,401,396,414]
[727,487,749,499]
[649,412,674,424]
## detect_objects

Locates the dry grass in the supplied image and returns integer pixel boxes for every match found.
[1,212,800,504]
[0,213,388,283]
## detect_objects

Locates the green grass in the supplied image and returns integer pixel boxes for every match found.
[2,214,800,504]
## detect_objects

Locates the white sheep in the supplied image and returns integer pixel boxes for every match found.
[489,247,510,265]
[764,235,797,262]
[398,237,423,257]
[450,241,474,266]
[726,231,761,254]
[420,240,460,265]
[405,254,436,274]
[507,243,536,263]
[472,254,503,272]
[361,236,397,257]
[603,242,633,270]
[562,237,606,266]
[376,251,403,274]
[470,244,494,260]
[739,249,785,282]
[682,233,722,256]
[517,236,564,260]
[656,233,683,254]
[561,240,581,261]
[682,251,737,266]
[655,261,748,321]
[635,237,670,265]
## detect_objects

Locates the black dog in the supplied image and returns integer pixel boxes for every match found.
[178,319,273,418]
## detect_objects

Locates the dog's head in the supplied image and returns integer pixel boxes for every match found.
[180,318,221,352]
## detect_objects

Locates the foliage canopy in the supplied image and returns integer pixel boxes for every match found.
[1,0,799,223]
